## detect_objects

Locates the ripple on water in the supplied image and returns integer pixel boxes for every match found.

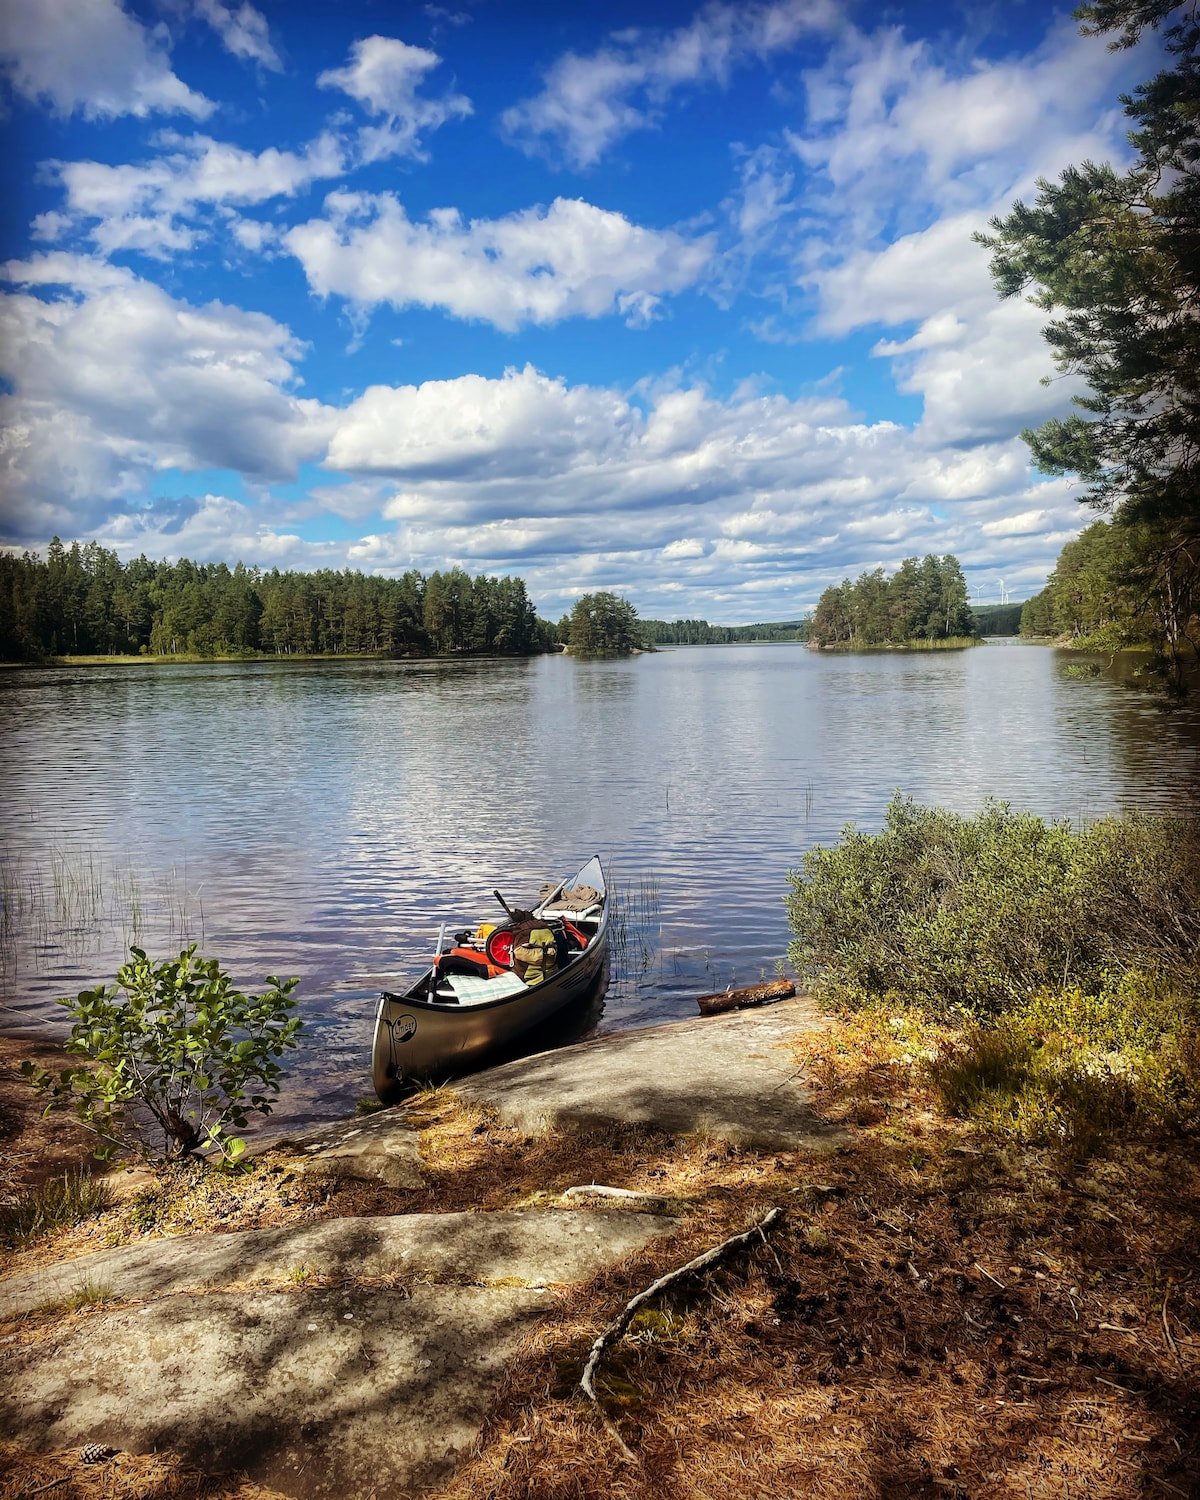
[1,645,1196,1127]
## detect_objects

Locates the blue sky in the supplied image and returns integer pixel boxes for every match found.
[0,0,1157,620]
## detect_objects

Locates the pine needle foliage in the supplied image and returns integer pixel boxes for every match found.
[978,0,1200,693]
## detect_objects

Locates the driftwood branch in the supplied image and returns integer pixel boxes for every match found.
[578,1206,785,1461]
[562,1185,665,1202]
[695,979,795,1015]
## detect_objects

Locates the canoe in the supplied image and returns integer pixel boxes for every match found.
[372,855,609,1102]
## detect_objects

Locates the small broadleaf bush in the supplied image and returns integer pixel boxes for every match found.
[23,945,302,1166]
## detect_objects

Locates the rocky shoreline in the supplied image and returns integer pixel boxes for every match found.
[0,1001,835,1499]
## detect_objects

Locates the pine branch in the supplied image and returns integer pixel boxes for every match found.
[578,1206,785,1462]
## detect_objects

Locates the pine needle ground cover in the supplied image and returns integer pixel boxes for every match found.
[425,1020,1198,1500]
[1,1025,1198,1499]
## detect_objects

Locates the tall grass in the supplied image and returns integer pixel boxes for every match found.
[608,874,661,977]
[0,844,206,977]
[0,1170,116,1246]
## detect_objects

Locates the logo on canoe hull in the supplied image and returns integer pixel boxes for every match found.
[391,1015,417,1044]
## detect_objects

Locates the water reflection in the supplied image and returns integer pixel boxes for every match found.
[1,644,1197,1128]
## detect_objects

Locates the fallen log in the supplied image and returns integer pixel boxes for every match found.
[695,978,795,1015]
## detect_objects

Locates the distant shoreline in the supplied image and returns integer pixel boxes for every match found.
[807,635,982,653]
[0,648,555,669]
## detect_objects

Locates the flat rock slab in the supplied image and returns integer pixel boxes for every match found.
[263,1108,423,1190]
[0,1283,544,1499]
[0,1209,679,1320]
[454,997,844,1151]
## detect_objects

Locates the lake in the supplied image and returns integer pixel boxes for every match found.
[2,642,1197,1129]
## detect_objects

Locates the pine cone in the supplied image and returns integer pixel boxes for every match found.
[79,1442,115,1464]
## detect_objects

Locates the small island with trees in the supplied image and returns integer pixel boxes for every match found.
[558,591,644,657]
[808,553,977,650]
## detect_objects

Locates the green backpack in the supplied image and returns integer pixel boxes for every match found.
[510,922,560,985]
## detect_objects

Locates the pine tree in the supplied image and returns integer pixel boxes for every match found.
[978,0,1199,693]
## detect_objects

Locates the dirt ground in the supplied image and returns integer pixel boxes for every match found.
[0,1035,98,1199]
[2,1025,1197,1500]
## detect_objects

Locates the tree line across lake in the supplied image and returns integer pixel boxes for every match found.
[639,617,810,645]
[2,540,1032,664]
[0,542,812,663]
[0,540,553,660]
[1019,520,1197,686]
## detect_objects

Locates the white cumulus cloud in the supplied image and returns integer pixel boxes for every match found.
[0,255,335,536]
[97,493,339,569]
[502,0,842,168]
[286,192,714,331]
[45,132,346,257]
[754,17,1157,450]
[0,0,213,120]
[192,0,281,71]
[789,18,1134,241]
[329,365,636,478]
[319,368,1089,616]
[318,35,471,162]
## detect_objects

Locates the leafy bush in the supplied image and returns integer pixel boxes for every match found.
[786,795,1200,1018]
[0,1169,116,1246]
[1072,814,1200,979]
[23,945,302,1166]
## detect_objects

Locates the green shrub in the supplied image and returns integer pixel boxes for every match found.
[927,974,1200,1153]
[786,795,1199,1018]
[125,1185,167,1231]
[0,1170,116,1246]
[927,1024,1037,1118]
[23,945,302,1166]
[1073,815,1200,979]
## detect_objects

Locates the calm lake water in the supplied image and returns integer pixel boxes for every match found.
[2,642,1198,1129]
